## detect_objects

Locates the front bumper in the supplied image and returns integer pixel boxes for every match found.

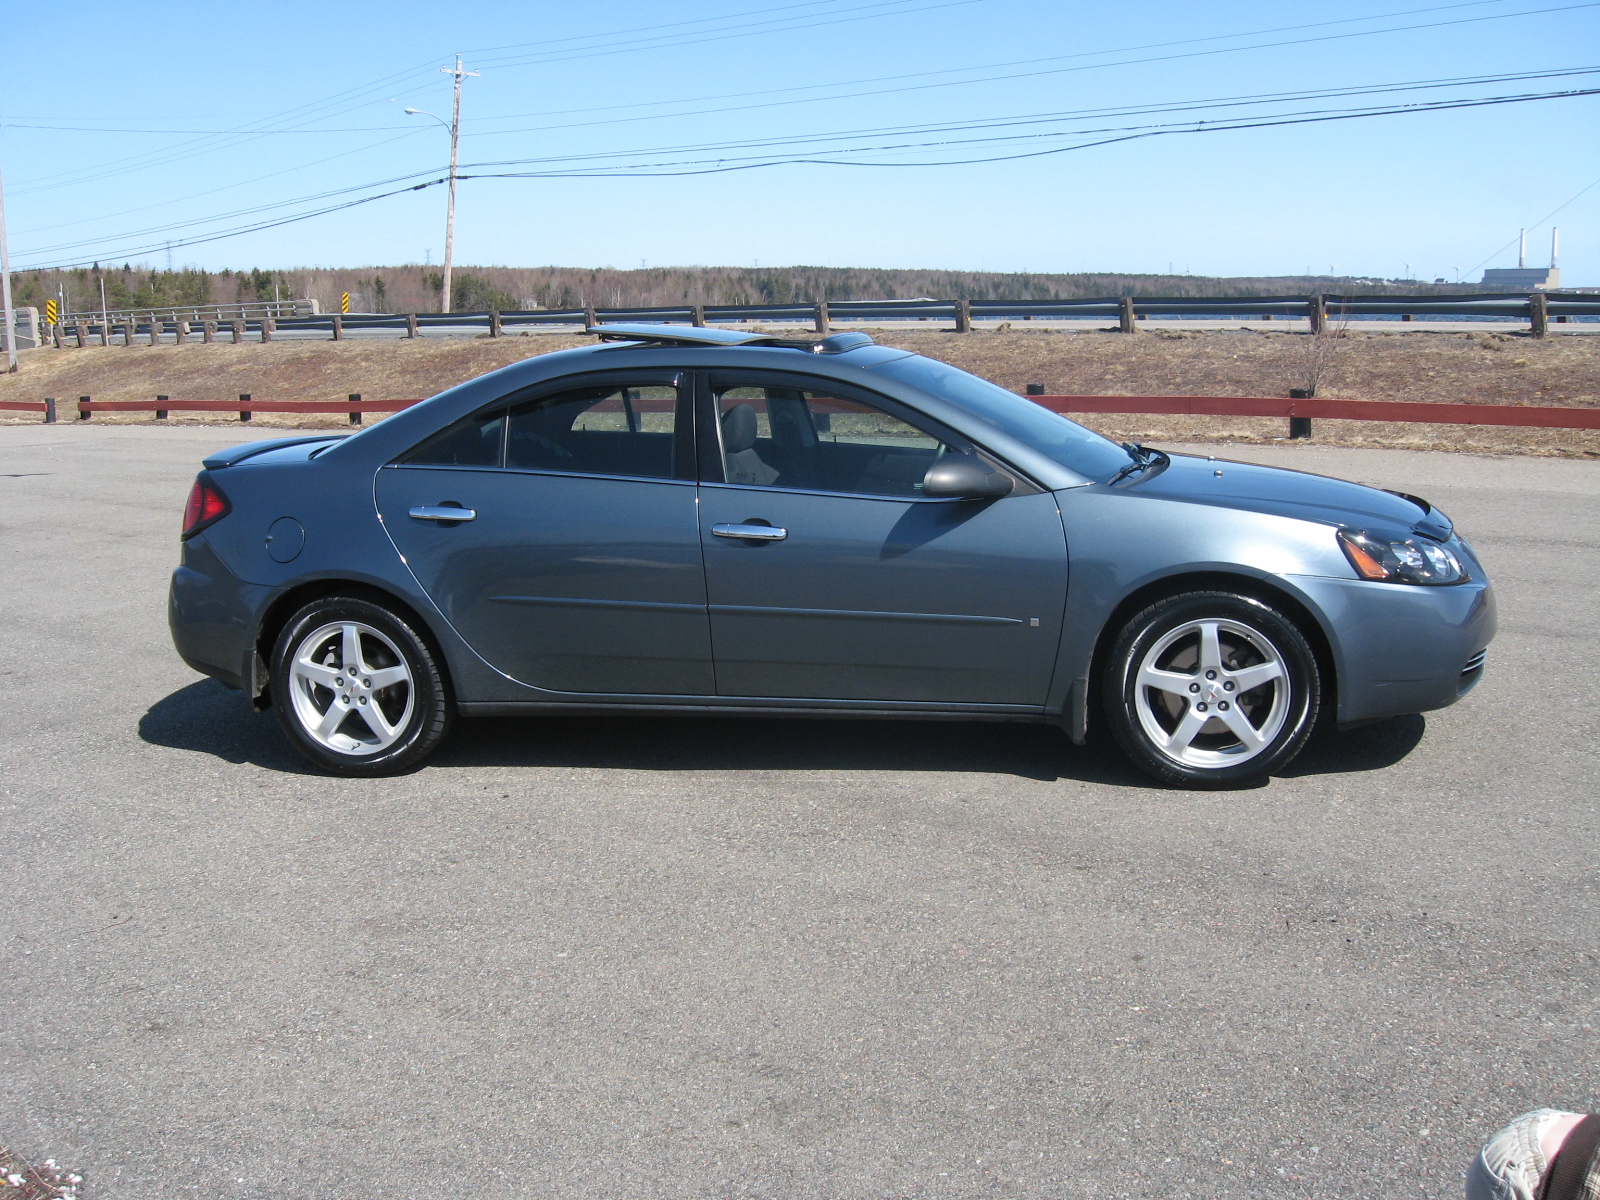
[168,533,271,691]
[1286,574,1497,724]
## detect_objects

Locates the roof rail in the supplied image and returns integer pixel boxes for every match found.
[588,323,875,354]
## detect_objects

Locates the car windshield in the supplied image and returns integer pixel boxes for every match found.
[868,355,1134,481]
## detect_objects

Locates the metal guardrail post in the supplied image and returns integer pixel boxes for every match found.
[1288,388,1314,438]
[584,307,598,329]
[1529,292,1549,338]
[1118,297,1136,334]
[489,310,502,337]
[44,397,56,424]
[406,313,419,338]
[954,299,971,333]
[691,305,705,328]
[1308,295,1327,334]
[239,393,252,422]
[348,394,362,425]
[155,395,168,420]
[813,301,828,333]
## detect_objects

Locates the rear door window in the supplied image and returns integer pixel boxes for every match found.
[507,384,678,479]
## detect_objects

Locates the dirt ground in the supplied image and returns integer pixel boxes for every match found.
[2,327,1596,456]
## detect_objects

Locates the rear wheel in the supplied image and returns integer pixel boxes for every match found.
[1102,591,1319,787]
[270,595,452,775]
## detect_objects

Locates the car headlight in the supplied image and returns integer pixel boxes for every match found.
[1337,529,1468,585]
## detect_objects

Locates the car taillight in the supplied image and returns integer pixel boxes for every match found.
[181,473,231,539]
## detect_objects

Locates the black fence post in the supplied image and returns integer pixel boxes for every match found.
[348,394,363,426]
[78,395,91,420]
[1529,291,1549,338]
[954,299,972,333]
[239,393,252,422]
[44,397,56,424]
[1288,388,1314,439]
[155,395,168,420]
[1026,384,1046,396]
[1118,297,1136,334]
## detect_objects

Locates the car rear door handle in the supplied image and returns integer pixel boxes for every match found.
[409,505,476,522]
[712,522,787,542]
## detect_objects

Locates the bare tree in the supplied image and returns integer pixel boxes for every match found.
[1296,304,1351,396]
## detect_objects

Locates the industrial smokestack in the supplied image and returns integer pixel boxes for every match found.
[1518,229,1527,269]
[1551,227,1560,269]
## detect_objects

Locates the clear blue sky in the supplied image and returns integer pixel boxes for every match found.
[3,0,1597,283]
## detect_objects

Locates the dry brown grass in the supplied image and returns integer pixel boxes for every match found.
[2,326,1596,455]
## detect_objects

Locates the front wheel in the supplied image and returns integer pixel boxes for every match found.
[270,595,453,775]
[1102,591,1320,788]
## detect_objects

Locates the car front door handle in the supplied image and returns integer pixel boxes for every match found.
[409,505,477,522]
[712,522,787,542]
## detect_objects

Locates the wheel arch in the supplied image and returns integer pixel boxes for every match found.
[249,578,454,711]
[1080,569,1338,740]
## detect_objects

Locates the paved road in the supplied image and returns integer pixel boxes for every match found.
[1,426,1595,1200]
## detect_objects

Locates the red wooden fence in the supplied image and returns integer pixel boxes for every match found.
[1031,394,1600,430]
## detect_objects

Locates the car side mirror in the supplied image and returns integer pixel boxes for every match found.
[921,453,1014,499]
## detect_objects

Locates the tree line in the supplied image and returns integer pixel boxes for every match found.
[10,262,1484,317]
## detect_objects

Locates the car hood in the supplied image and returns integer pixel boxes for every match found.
[1123,452,1451,538]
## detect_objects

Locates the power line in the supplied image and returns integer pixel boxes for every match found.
[1462,173,1600,275]
[18,82,1592,270]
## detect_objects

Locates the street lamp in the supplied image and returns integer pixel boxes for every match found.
[405,56,476,314]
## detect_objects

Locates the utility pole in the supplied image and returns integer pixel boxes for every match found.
[0,150,16,373]
[441,55,477,314]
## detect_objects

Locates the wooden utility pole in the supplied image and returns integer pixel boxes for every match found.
[0,151,16,372]
[441,56,477,314]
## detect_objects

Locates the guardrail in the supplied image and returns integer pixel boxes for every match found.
[45,291,1600,347]
[7,391,1593,440]
[70,394,419,424]
[1030,394,1600,440]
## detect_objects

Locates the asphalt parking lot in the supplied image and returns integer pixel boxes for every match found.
[2,424,1596,1200]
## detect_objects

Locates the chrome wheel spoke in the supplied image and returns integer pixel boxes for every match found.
[351,699,401,747]
[293,659,342,691]
[341,624,366,674]
[1138,665,1196,698]
[316,697,351,740]
[1163,707,1208,754]
[1217,703,1267,751]
[366,665,409,690]
[1228,660,1284,692]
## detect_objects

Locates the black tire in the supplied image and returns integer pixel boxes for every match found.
[270,594,453,776]
[1101,591,1320,788]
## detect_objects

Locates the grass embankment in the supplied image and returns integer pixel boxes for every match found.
[2,327,1596,456]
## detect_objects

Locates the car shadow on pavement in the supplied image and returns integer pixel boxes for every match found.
[139,679,1153,785]
[139,678,321,774]
[434,714,1159,785]
[140,681,1425,785]
[1279,713,1427,777]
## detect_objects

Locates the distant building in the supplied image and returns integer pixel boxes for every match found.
[1481,266,1560,290]
[1482,228,1561,290]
